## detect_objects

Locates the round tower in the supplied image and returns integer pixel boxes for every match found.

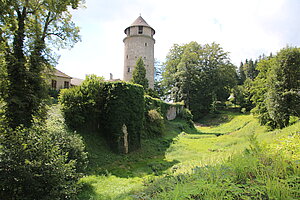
[123,16,155,89]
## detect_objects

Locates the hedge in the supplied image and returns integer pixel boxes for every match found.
[60,77,144,154]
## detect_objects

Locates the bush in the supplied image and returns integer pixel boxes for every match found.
[0,124,87,199]
[59,75,103,130]
[144,109,165,138]
[178,108,194,126]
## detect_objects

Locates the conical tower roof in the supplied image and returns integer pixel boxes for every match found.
[131,16,151,27]
[124,15,155,35]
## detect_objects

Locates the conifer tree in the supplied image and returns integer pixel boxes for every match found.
[131,57,149,89]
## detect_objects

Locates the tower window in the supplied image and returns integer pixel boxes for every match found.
[138,26,143,34]
[145,43,148,46]
[126,55,128,59]
[128,67,131,72]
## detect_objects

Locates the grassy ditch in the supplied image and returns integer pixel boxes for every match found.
[50,106,299,199]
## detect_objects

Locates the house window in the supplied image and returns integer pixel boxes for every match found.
[64,81,69,89]
[138,26,143,34]
[51,80,57,90]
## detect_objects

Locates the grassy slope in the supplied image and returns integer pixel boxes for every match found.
[77,119,192,199]
[77,111,299,199]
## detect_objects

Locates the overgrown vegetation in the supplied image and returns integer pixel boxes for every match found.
[0,106,88,199]
[60,76,145,153]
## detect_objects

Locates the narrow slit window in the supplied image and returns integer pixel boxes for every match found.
[145,43,148,46]
[128,67,130,72]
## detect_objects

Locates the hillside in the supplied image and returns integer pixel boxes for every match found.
[75,110,299,199]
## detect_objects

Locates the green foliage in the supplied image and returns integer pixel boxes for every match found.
[161,42,237,119]
[60,75,104,130]
[231,78,254,111]
[60,77,144,154]
[144,95,183,119]
[100,82,144,153]
[131,57,149,89]
[0,123,87,199]
[1,0,84,128]
[46,105,88,173]
[144,109,165,138]
[251,47,300,129]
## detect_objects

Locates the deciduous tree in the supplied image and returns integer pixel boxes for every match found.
[161,42,237,119]
[0,0,84,128]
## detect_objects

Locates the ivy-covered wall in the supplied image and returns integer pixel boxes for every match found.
[60,77,144,154]
[144,95,184,120]
[100,82,144,153]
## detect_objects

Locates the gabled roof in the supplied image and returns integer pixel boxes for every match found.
[71,77,84,86]
[131,16,151,27]
[53,69,72,79]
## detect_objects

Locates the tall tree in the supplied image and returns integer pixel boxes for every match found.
[0,0,84,128]
[161,44,186,101]
[162,42,237,119]
[131,57,149,89]
[238,61,246,84]
[251,47,300,129]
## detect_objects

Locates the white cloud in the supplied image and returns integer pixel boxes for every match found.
[56,0,300,79]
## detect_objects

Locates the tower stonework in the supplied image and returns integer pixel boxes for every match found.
[123,16,155,89]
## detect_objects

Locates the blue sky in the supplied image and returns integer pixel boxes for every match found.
[56,0,300,80]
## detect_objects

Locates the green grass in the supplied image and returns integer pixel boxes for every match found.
[77,119,191,199]
[46,107,299,200]
[137,114,300,199]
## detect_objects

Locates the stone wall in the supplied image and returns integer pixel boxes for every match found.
[166,105,183,120]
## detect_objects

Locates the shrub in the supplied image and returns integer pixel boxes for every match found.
[59,75,103,130]
[0,124,87,199]
[144,109,165,138]
[178,108,194,126]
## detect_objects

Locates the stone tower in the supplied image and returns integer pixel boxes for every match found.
[123,16,155,89]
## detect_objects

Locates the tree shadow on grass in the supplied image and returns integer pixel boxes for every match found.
[79,120,185,179]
